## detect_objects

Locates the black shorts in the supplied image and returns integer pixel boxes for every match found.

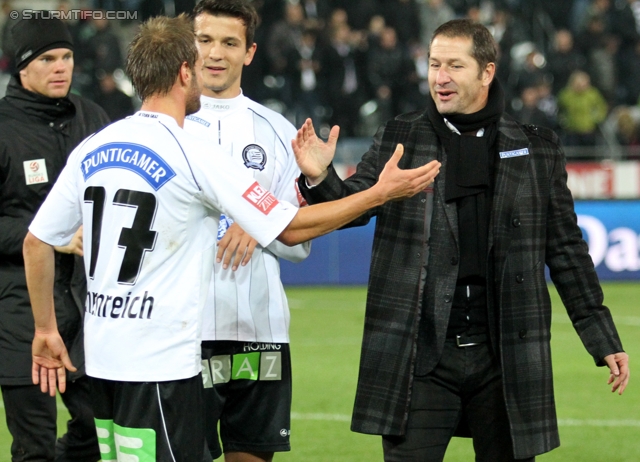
[201,341,292,458]
[89,375,208,461]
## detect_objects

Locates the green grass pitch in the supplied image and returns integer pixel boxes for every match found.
[1,282,638,461]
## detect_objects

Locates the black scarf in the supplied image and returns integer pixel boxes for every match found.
[426,79,504,202]
[426,79,505,281]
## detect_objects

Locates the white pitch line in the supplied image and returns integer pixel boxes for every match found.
[291,412,351,422]
[291,412,640,427]
[557,419,640,427]
[553,316,640,327]
[1,405,637,428]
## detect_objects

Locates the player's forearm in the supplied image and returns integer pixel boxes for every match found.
[277,184,384,246]
[23,232,58,331]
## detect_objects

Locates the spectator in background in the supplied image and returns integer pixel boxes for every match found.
[507,46,549,100]
[402,42,430,113]
[418,0,455,49]
[536,79,559,128]
[324,22,368,136]
[286,26,327,127]
[0,0,17,72]
[300,0,332,29]
[512,84,556,128]
[488,8,521,88]
[546,29,587,95]
[575,12,618,103]
[367,26,412,121]
[0,17,109,462]
[612,0,640,104]
[611,105,640,146]
[332,0,382,31]
[574,0,614,32]
[447,0,478,16]
[254,0,285,34]
[558,69,608,145]
[381,0,421,45]
[266,1,305,76]
[540,0,576,29]
[138,0,165,21]
[327,7,349,32]
[365,14,386,51]
[82,14,124,100]
[93,70,134,121]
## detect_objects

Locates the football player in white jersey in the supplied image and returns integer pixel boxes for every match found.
[22,14,440,462]
[185,1,310,460]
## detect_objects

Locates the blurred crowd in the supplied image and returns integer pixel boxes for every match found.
[2,0,640,153]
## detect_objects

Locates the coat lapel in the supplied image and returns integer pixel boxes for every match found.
[419,120,458,246]
[490,117,531,254]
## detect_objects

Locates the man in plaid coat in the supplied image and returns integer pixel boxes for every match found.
[294,19,629,461]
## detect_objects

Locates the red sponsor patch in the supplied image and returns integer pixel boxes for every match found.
[242,181,279,215]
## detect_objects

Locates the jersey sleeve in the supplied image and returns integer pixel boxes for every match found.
[29,149,83,246]
[263,121,311,262]
[190,142,297,248]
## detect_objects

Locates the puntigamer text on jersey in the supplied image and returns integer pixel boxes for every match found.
[81,142,176,191]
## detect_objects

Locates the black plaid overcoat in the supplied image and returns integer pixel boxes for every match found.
[299,111,623,459]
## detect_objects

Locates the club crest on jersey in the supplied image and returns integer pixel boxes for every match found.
[80,142,176,191]
[242,144,267,171]
[243,181,279,215]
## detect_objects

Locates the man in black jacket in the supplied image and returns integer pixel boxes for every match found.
[293,19,628,461]
[0,17,109,462]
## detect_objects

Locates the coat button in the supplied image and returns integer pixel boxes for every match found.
[516,274,523,283]
[49,122,54,127]
[421,198,426,203]
[444,294,452,303]
[519,329,527,339]
[512,218,521,227]
[417,252,421,258]
[450,256,458,265]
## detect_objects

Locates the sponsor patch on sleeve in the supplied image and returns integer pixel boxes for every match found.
[23,158,49,185]
[242,181,279,215]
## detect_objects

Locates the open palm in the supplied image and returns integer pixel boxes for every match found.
[292,118,339,183]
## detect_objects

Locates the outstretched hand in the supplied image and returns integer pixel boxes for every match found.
[604,352,630,395]
[291,118,339,185]
[374,143,441,202]
[216,222,259,271]
[32,329,76,396]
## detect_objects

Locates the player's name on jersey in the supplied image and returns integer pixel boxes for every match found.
[80,142,176,191]
[85,290,155,319]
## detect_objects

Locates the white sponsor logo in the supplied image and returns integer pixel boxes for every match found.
[499,148,529,159]
[579,214,640,272]
[23,159,48,185]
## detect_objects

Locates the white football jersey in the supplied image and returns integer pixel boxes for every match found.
[184,93,310,343]
[29,111,297,382]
